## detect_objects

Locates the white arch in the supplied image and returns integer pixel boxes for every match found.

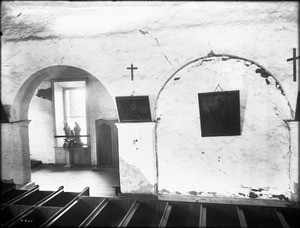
[10,65,116,121]
[154,53,294,120]
[153,53,294,196]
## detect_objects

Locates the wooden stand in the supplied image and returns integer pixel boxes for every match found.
[64,149,73,168]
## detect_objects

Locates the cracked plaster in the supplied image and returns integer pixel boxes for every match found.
[156,56,295,200]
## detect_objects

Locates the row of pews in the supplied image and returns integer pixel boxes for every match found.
[1,181,299,227]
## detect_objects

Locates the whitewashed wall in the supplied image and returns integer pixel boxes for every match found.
[28,80,55,163]
[156,56,293,200]
[1,2,298,198]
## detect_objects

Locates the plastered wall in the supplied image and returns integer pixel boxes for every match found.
[1,2,298,199]
[1,121,31,185]
[28,80,55,163]
[156,56,294,200]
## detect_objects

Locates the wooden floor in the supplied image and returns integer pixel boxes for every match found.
[31,164,120,197]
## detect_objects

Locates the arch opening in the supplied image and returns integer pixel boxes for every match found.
[10,65,118,177]
[154,54,294,199]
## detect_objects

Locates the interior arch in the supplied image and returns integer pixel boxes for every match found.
[154,53,294,198]
[10,65,118,166]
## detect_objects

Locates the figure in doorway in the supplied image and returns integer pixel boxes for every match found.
[73,122,82,146]
[63,122,71,138]
[63,122,74,150]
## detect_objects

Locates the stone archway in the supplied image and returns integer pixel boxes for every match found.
[5,65,117,185]
[154,53,294,200]
[11,65,117,122]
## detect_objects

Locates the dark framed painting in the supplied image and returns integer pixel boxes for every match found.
[198,90,241,137]
[116,96,151,122]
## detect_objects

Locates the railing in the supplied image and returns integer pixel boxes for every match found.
[54,135,90,147]
[54,135,90,138]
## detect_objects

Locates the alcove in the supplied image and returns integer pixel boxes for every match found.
[155,54,294,200]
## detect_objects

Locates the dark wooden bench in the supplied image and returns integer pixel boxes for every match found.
[1,184,299,228]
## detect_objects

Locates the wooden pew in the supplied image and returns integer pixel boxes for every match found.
[81,198,136,227]
[46,196,106,227]
[205,204,240,227]
[0,186,40,226]
[2,182,299,228]
[239,205,283,228]
[1,185,39,209]
[40,187,90,227]
[199,204,207,228]
[1,189,31,204]
[163,201,200,227]
[79,198,110,227]
[0,182,16,195]
[4,186,64,227]
[275,207,300,228]
[237,206,247,228]
[9,190,85,227]
[11,206,62,228]
[158,202,172,227]
[118,200,140,227]
[119,200,167,227]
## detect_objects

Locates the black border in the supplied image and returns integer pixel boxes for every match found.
[116,96,152,122]
[198,90,241,137]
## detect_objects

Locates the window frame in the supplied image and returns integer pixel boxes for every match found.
[51,78,89,147]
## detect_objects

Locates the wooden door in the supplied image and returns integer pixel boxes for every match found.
[96,120,118,167]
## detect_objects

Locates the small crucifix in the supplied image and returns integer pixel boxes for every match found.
[127,63,138,81]
[287,47,299,82]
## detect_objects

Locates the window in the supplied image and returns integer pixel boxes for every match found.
[198,90,241,137]
[53,80,88,146]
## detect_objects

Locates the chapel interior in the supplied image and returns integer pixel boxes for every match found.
[0,1,299,227]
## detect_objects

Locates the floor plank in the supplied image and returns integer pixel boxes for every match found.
[31,164,120,197]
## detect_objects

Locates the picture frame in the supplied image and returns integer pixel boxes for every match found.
[116,96,152,122]
[198,90,241,137]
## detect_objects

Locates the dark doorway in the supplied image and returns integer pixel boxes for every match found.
[96,119,119,167]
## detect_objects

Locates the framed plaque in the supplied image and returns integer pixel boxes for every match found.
[198,90,241,137]
[116,96,151,122]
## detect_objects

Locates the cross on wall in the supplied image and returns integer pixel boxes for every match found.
[127,63,138,81]
[287,47,299,82]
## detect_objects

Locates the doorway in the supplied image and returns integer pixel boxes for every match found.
[96,119,119,167]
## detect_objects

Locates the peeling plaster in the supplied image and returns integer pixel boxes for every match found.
[251,188,266,192]
[36,87,52,101]
[161,188,170,194]
[272,194,289,201]
[189,191,197,195]
[119,157,154,194]
[249,192,259,198]
[208,192,217,196]
[155,54,294,200]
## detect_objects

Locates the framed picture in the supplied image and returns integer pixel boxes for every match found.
[116,96,151,122]
[198,90,241,137]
